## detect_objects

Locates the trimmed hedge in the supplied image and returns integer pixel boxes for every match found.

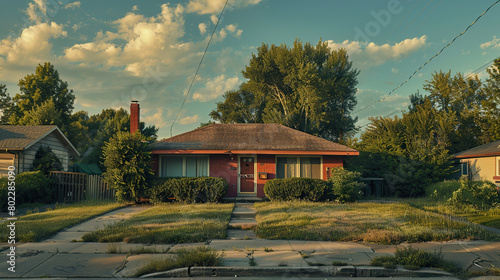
[148,177,228,203]
[0,171,53,211]
[263,178,328,201]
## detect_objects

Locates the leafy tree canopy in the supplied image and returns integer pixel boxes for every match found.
[102,131,153,202]
[210,39,360,141]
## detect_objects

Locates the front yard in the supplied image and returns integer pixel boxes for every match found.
[255,201,499,244]
[82,203,234,243]
[0,201,124,242]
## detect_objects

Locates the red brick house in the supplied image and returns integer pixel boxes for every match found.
[149,123,359,198]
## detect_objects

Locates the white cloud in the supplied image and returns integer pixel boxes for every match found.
[132,5,139,11]
[210,14,218,24]
[226,24,237,33]
[63,4,192,76]
[480,35,500,49]
[192,74,240,102]
[0,22,67,64]
[198,22,207,35]
[25,0,48,23]
[179,114,199,125]
[327,36,428,68]
[143,108,169,129]
[64,1,81,9]
[235,29,243,37]
[186,0,262,15]
[391,68,399,74]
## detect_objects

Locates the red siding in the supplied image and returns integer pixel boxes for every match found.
[209,154,238,197]
[322,155,344,180]
[256,154,276,197]
[151,154,159,176]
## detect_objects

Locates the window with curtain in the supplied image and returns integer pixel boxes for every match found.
[277,157,320,179]
[161,156,208,177]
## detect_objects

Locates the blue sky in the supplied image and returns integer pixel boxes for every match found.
[0,0,499,139]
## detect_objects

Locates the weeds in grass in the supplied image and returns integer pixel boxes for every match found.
[298,251,310,258]
[490,265,500,276]
[133,247,223,277]
[263,247,273,252]
[371,246,460,273]
[82,203,233,244]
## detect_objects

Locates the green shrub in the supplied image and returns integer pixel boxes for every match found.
[33,146,63,175]
[449,179,500,210]
[371,246,459,272]
[0,171,52,211]
[148,177,228,203]
[327,167,365,203]
[263,178,327,201]
[425,180,461,201]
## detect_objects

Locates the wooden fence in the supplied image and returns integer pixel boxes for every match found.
[50,171,115,203]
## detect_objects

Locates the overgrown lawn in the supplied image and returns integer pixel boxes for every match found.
[0,201,123,242]
[255,201,499,244]
[82,203,234,243]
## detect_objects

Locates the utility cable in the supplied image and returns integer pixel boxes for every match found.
[170,0,229,137]
[354,0,500,114]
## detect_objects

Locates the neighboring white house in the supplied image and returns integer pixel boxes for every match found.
[0,125,80,177]
[453,139,500,186]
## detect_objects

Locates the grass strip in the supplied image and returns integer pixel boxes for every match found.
[0,200,124,242]
[133,246,223,277]
[82,203,234,244]
[255,201,499,244]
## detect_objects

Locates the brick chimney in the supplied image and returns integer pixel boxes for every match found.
[130,101,140,134]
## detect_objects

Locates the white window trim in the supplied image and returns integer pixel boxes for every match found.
[496,156,500,177]
[159,155,209,177]
[275,155,323,180]
[461,161,469,176]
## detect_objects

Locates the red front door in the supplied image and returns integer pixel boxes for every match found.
[239,156,255,193]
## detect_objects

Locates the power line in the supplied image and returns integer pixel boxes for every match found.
[169,0,229,137]
[357,57,499,130]
[354,0,500,115]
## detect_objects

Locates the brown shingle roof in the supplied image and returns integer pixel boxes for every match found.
[453,140,500,159]
[0,125,80,157]
[152,123,357,153]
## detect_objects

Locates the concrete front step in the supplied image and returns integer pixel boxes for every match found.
[231,207,256,219]
[227,229,257,240]
[229,218,257,229]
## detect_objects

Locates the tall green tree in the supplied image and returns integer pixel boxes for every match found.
[210,39,359,141]
[480,58,500,143]
[102,131,153,202]
[8,62,75,126]
[423,71,485,153]
[0,84,12,124]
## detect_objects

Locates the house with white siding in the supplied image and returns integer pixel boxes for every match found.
[0,125,80,177]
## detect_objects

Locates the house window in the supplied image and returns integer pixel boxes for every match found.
[461,162,468,176]
[160,156,208,177]
[276,157,321,179]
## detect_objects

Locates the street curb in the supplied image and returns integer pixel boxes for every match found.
[140,266,454,278]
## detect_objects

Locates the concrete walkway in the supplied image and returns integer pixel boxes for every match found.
[1,204,500,278]
[227,202,257,240]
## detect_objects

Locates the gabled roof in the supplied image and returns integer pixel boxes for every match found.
[453,140,500,159]
[151,123,358,155]
[0,125,80,157]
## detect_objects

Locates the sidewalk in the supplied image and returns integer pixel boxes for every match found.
[0,204,499,278]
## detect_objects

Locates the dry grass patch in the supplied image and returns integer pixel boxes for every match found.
[255,201,498,244]
[82,203,234,244]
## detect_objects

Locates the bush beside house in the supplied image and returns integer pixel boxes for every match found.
[0,171,52,210]
[148,177,228,203]
[264,168,364,202]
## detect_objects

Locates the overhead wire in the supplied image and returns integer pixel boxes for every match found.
[354,0,500,115]
[169,0,229,137]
